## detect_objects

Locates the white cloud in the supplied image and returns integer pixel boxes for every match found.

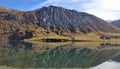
[31,0,86,11]
[72,0,80,2]
[31,0,120,20]
[83,0,120,20]
[100,0,120,10]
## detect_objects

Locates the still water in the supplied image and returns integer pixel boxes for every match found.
[0,40,120,69]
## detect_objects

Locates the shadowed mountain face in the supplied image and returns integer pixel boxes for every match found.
[111,19,120,28]
[0,5,120,38]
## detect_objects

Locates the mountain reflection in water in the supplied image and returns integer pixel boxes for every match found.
[0,41,120,69]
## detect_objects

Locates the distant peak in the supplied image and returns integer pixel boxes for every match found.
[35,5,64,11]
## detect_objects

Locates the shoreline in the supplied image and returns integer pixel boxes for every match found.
[24,37,120,42]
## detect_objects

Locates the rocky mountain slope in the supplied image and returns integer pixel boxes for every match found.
[111,19,120,28]
[0,5,120,40]
[0,11,39,34]
[35,6,120,33]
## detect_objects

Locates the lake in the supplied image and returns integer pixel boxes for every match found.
[0,40,120,69]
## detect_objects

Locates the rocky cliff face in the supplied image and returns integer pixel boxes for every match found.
[35,6,120,33]
[0,5,120,39]
[111,19,120,28]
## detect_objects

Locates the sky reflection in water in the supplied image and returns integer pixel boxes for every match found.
[92,61,120,69]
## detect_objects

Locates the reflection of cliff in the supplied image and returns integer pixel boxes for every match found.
[0,45,120,68]
[99,43,120,48]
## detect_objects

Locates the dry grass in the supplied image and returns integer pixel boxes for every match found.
[25,34,71,41]
[25,32,120,42]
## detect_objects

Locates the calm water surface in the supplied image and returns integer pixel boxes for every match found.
[0,40,120,69]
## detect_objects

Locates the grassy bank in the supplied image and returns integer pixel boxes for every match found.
[24,32,120,42]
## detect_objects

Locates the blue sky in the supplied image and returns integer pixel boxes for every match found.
[0,0,120,20]
[0,0,45,10]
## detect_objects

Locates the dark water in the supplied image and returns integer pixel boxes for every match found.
[0,40,120,69]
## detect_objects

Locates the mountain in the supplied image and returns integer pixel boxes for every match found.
[0,5,120,40]
[35,5,120,33]
[111,19,120,28]
[0,11,38,34]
